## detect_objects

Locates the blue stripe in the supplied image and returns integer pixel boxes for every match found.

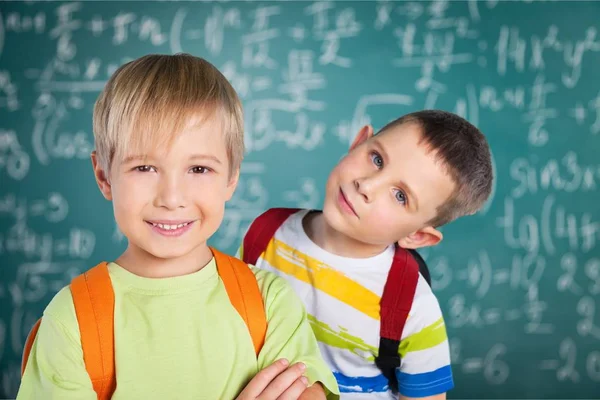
[396,365,454,397]
[333,371,389,393]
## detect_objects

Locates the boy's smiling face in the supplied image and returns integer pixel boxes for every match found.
[92,115,238,270]
[322,122,456,251]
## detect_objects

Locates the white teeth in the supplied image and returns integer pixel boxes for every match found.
[152,222,189,230]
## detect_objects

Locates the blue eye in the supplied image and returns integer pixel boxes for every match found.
[135,165,155,172]
[370,152,383,168]
[394,189,407,205]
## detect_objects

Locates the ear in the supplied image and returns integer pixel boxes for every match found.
[91,151,113,201]
[349,125,374,151]
[225,167,240,201]
[398,226,443,249]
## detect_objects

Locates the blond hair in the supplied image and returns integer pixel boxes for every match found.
[93,53,244,177]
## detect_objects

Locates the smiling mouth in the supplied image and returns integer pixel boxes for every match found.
[148,221,192,230]
[145,220,196,237]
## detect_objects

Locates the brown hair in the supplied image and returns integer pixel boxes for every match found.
[379,110,493,227]
[93,53,244,177]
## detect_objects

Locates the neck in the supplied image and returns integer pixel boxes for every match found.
[115,243,214,278]
[304,212,390,258]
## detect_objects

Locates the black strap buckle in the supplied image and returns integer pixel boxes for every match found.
[375,353,401,394]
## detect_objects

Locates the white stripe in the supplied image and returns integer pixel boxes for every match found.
[400,340,452,375]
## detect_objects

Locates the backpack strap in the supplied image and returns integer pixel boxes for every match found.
[21,319,42,376]
[21,263,116,400]
[211,247,268,355]
[408,249,431,286]
[70,262,116,400]
[242,208,300,265]
[375,245,420,394]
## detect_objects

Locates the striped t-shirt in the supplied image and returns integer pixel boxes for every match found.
[240,209,454,399]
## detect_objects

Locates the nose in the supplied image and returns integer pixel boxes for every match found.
[154,173,186,210]
[354,174,380,204]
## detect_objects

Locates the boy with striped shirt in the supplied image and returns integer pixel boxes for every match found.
[239,110,493,399]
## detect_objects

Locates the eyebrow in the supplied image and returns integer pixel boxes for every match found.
[189,154,222,164]
[121,155,149,165]
[372,139,419,212]
[121,154,222,165]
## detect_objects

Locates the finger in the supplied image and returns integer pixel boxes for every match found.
[237,359,290,399]
[258,362,306,400]
[276,376,309,400]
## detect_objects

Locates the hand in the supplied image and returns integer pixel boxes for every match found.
[236,358,309,400]
[298,382,326,400]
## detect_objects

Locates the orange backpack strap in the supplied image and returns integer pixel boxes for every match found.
[211,247,267,355]
[21,318,42,376]
[70,262,116,400]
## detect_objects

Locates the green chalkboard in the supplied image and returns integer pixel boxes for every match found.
[1,1,599,398]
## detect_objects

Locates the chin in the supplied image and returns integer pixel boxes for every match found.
[137,242,196,260]
[322,203,352,236]
[144,249,188,261]
[322,206,376,245]
[321,200,338,224]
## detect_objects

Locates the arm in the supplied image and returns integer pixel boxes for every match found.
[237,363,327,400]
[253,268,339,400]
[395,288,454,399]
[17,288,96,399]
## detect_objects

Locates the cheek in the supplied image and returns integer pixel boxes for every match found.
[111,180,151,219]
[326,160,350,190]
[336,156,357,176]
[369,205,397,229]
[191,178,229,208]
[367,204,415,238]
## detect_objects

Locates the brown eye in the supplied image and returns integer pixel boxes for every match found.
[191,166,209,174]
[135,165,155,172]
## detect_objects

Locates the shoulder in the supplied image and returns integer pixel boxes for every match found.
[241,208,310,262]
[44,285,76,323]
[38,284,80,341]
[249,265,303,317]
[413,274,442,311]
[250,265,293,301]
[404,276,446,336]
[249,208,309,234]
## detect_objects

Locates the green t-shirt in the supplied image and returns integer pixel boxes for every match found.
[17,258,339,399]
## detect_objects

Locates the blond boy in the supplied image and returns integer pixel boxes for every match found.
[17,53,339,400]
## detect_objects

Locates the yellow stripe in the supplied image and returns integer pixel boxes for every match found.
[398,317,448,357]
[264,239,381,320]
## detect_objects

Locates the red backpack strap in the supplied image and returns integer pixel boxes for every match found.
[242,208,300,265]
[211,247,268,355]
[71,262,116,400]
[375,245,420,394]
